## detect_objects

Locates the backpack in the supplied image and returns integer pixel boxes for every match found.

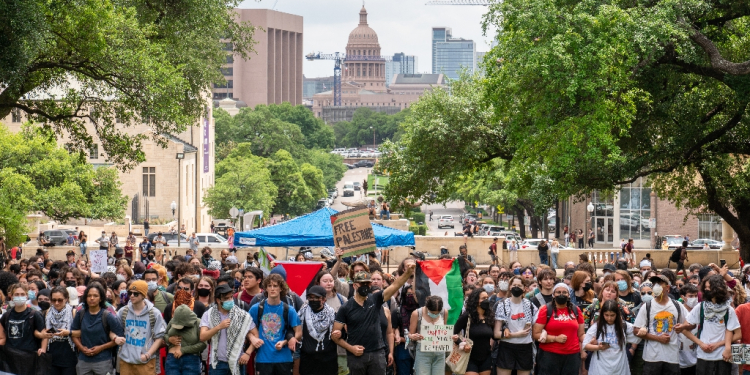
[696,302,729,339]
[669,248,682,263]
[644,298,682,335]
[407,307,445,358]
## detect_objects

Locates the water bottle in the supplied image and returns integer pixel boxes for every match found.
[404,329,410,346]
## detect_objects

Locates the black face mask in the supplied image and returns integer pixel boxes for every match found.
[38,301,50,311]
[583,283,593,292]
[308,300,322,311]
[196,288,211,297]
[510,287,524,297]
[203,253,211,258]
[148,255,154,260]
[554,294,569,305]
[479,299,490,311]
[357,285,371,297]
[106,298,114,305]
[65,280,76,287]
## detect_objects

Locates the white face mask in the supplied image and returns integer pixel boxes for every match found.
[116,274,126,281]
[483,284,496,294]
[498,280,509,291]
[652,284,663,297]
[685,297,698,308]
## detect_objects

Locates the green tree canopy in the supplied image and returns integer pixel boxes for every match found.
[267,102,335,149]
[302,150,347,190]
[269,150,315,216]
[0,0,257,168]
[333,108,409,147]
[216,105,307,159]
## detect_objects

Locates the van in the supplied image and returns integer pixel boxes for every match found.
[343,181,355,197]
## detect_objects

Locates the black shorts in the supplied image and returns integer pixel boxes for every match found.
[537,349,581,375]
[642,361,680,375]
[255,362,292,375]
[466,355,493,373]
[495,341,533,371]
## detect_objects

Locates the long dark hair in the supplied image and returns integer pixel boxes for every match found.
[702,274,729,303]
[464,288,495,326]
[83,282,107,309]
[596,300,625,350]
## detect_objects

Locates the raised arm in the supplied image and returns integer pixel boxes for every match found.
[384,262,415,301]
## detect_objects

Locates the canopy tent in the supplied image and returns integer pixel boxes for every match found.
[234,207,415,248]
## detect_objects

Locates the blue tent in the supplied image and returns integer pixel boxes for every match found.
[234,207,415,248]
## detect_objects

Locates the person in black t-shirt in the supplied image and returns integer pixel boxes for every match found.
[453,288,496,374]
[0,283,48,355]
[332,263,415,375]
[299,286,337,375]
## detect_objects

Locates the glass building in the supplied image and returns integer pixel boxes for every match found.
[432,27,476,80]
[385,53,417,87]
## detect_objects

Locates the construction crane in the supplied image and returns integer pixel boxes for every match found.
[305,52,393,107]
[425,0,489,5]
[305,52,343,106]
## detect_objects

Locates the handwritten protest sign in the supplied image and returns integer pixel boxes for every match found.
[420,324,454,352]
[731,344,750,364]
[331,207,376,257]
[90,250,108,273]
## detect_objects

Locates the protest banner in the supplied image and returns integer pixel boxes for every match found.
[331,207,376,257]
[90,250,108,273]
[731,344,750,364]
[420,324,454,352]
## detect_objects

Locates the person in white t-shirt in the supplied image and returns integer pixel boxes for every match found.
[676,274,741,375]
[494,276,537,375]
[584,299,640,374]
[677,283,699,374]
[634,275,687,375]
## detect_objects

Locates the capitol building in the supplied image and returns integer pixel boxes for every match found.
[311,6,445,124]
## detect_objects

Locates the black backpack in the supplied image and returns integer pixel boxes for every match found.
[669,247,682,263]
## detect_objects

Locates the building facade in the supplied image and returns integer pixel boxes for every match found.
[385,53,418,87]
[303,76,335,100]
[2,105,215,233]
[312,7,444,123]
[213,9,303,108]
[432,27,476,80]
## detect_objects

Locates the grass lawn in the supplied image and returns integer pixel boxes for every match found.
[367,174,389,196]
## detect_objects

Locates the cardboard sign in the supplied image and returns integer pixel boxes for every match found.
[420,324,454,352]
[331,207,376,257]
[731,344,750,364]
[90,250,108,273]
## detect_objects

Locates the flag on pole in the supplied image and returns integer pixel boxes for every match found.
[415,259,464,324]
[258,247,274,276]
[275,261,324,299]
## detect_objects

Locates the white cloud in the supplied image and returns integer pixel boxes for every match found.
[238,0,496,78]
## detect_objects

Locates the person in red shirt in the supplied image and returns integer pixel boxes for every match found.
[533,283,585,375]
[735,301,750,375]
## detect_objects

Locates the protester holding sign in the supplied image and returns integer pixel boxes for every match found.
[409,295,449,375]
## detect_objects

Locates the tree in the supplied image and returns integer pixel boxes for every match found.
[0,124,127,243]
[303,150,347,190]
[0,0,257,169]
[333,108,409,147]
[268,103,335,149]
[204,143,277,219]
[215,106,307,159]
[268,150,314,216]
[299,163,327,203]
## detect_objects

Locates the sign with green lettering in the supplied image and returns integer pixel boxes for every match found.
[331,207,376,257]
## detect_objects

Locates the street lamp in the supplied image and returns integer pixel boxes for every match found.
[170,201,177,218]
[370,126,375,149]
[175,152,185,248]
[238,208,245,230]
[586,201,594,246]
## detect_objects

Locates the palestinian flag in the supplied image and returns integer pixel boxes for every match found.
[275,261,324,299]
[415,259,464,324]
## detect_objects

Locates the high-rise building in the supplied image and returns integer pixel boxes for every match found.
[432,27,476,80]
[475,51,486,75]
[303,76,335,99]
[385,53,417,87]
[213,9,303,108]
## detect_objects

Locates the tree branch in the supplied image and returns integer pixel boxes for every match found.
[689,29,750,76]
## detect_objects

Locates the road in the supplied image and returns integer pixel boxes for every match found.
[330,167,370,211]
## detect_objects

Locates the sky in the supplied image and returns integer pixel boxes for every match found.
[238,0,496,78]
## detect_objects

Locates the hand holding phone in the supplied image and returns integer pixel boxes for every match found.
[720,259,726,268]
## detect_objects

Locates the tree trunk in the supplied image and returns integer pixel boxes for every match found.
[515,207,526,238]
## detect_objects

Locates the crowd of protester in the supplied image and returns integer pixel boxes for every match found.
[0,243,748,375]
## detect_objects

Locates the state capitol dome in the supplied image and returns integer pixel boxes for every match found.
[347,6,379,47]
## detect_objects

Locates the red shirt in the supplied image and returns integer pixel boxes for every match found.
[536,304,584,355]
[736,304,750,372]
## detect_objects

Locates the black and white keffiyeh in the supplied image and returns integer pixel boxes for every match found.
[299,303,335,351]
[703,299,730,320]
[208,306,253,375]
[46,304,74,350]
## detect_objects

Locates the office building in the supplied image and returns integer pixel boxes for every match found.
[432,27,476,80]
[303,76,335,100]
[213,9,303,108]
[385,53,417,87]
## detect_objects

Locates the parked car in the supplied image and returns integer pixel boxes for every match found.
[486,226,505,236]
[353,181,361,191]
[328,188,338,199]
[690,238,723,249]
[500,231,522,243]
[478,223,490,236]
[147,232,184,245]
[43,230,77,246]
[343,163,355,169]
[438,215,455,229]
[166,233,228,248]
[354,160,374,167]
[213,223,234,237]
[519,239,546,250]
[343,181,355,197]
[317,198,329,209]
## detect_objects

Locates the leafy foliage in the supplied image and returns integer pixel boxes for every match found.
[333,107,409,148]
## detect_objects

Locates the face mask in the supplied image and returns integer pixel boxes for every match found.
[27,290,36,300]
[185,255,192,261]
[498,281,509,291]
[339,278,347,283]
[483,284,495,293]
[106,298,113,305]
[427,311,440,319]
[65,280,76,287]
[147,281,158,293]
[617,280,628,292]
[357,285,371,297]
[197,288,211,297]
[641,294,653,303]
[13,296,27,306]
[120,289,127,297]
[554,294,569,305]
[652,284,663,297]
[38,301,50,311]
[308,300,322,311]
[479,299,490,311]
[116,274,126,281]
[583,283,593,292]
[167,272,173,279]
[510,287,524,297]
[513,268,521,275]
[147,255,154,260]
[203,253,211,258]
[221,300,234,310]
[234,280,241,290]
[633,281,639,289]
[685,297,698,308]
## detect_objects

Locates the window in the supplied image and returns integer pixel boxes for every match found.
[619,177,651,241]
[698,214,722,241]
[226,55,234,63]
[142,167,156,197]
[222,42,233,51]
[220,67,233,76]
[11,109,21,123]
[214,80,233,89]
[89,144,99,159]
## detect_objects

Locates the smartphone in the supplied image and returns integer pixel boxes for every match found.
[47,327,57,334]
[720,259,726,268]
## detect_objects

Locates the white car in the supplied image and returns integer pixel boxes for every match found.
[519,239,546,250]
[343,181,355,197]
[438,215,455,229]
[168,233,229,248]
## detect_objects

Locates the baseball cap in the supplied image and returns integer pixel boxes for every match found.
[215,284,233,297]
[603,263,616,272]
[307,285,326,298]
[225,256,238,265]
[649,275,670,286]
[410,251,425,261]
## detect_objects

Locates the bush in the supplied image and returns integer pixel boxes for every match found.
[418,225,427,236]
[411,213,426,224]
[409,225,419,235]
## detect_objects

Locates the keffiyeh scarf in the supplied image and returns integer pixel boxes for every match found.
[209,306,253,375]
[299,303,335,351]
[46,304,74,350]
[703,299,730,320]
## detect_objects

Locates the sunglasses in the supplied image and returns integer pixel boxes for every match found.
[51,298,65,303]
[641,291,653,295]
[176,286,191,291]
[128,291,142,297]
